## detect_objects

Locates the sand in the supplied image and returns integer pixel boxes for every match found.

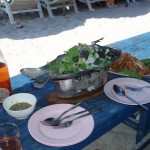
[0,0,150,77]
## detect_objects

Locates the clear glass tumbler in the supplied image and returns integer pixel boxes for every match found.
[0,123,22,150]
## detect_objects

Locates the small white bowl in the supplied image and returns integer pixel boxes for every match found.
[3,93,37,120]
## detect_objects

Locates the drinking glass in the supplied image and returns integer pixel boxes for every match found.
[0,123,22,150]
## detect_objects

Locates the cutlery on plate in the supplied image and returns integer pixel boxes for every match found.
[113,84,148,111]
[40,101,85,126]
[53,108,103,129]
[40,109,93,126]
[125,85,150,91]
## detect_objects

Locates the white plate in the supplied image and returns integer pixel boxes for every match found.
[28,104,94,147]
[104,77,150,105]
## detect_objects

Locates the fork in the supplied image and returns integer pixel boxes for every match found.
[40,109,92,126]
[125,86,150,91]
[53,108,103,129]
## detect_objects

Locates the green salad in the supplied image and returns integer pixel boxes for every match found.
[47,43,118,75]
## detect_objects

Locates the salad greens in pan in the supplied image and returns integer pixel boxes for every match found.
[47,43,120,75]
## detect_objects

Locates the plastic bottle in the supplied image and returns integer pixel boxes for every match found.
[0,50,12,104]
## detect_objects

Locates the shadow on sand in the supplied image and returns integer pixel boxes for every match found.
[0,0,149,40]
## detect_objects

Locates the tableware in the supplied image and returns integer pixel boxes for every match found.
[108,55,150,81]
[31,73,50,89]
[41,109,89,126]
[0,123,22,150]
[28,104,94,147]
[21,44,121,97]
[108,70,150,81]
[32,78,50,89]
[113,84,148,110]
[53,108,103,129]
[3,93,37,120]
[104,77,150,105]
[125,85,150,91]
[21,45,121,81]
[40,101,83,126]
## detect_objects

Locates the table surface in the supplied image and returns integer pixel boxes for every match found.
[0,32,150,150]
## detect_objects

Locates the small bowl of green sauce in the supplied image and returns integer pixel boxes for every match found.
[3,93,37,120]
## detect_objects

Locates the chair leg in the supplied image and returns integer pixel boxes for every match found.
[72,0,79,13]
[44,0,54,18]
[85,0,95,11]
[36,0,44,18]
[3,0,16,24]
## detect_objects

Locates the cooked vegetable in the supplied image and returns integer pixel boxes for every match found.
[120,69,142,79]
[47,43,117,75]
[109,53,150,78]
[9,102,32,111]
[142,59,150,70]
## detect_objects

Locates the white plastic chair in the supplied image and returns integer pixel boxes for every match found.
[0,0,44,24]
[78,0,106,11]
[125,0,140,7]
[40,0,79,18]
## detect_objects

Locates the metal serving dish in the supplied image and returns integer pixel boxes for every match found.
[54,68,108,98]
[21,43,122,98]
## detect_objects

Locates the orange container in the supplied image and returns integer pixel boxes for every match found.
[0,50,12,104]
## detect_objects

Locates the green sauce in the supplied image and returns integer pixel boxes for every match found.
[9,102,32,111]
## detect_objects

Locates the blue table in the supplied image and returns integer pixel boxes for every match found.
[0,32,150,150]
